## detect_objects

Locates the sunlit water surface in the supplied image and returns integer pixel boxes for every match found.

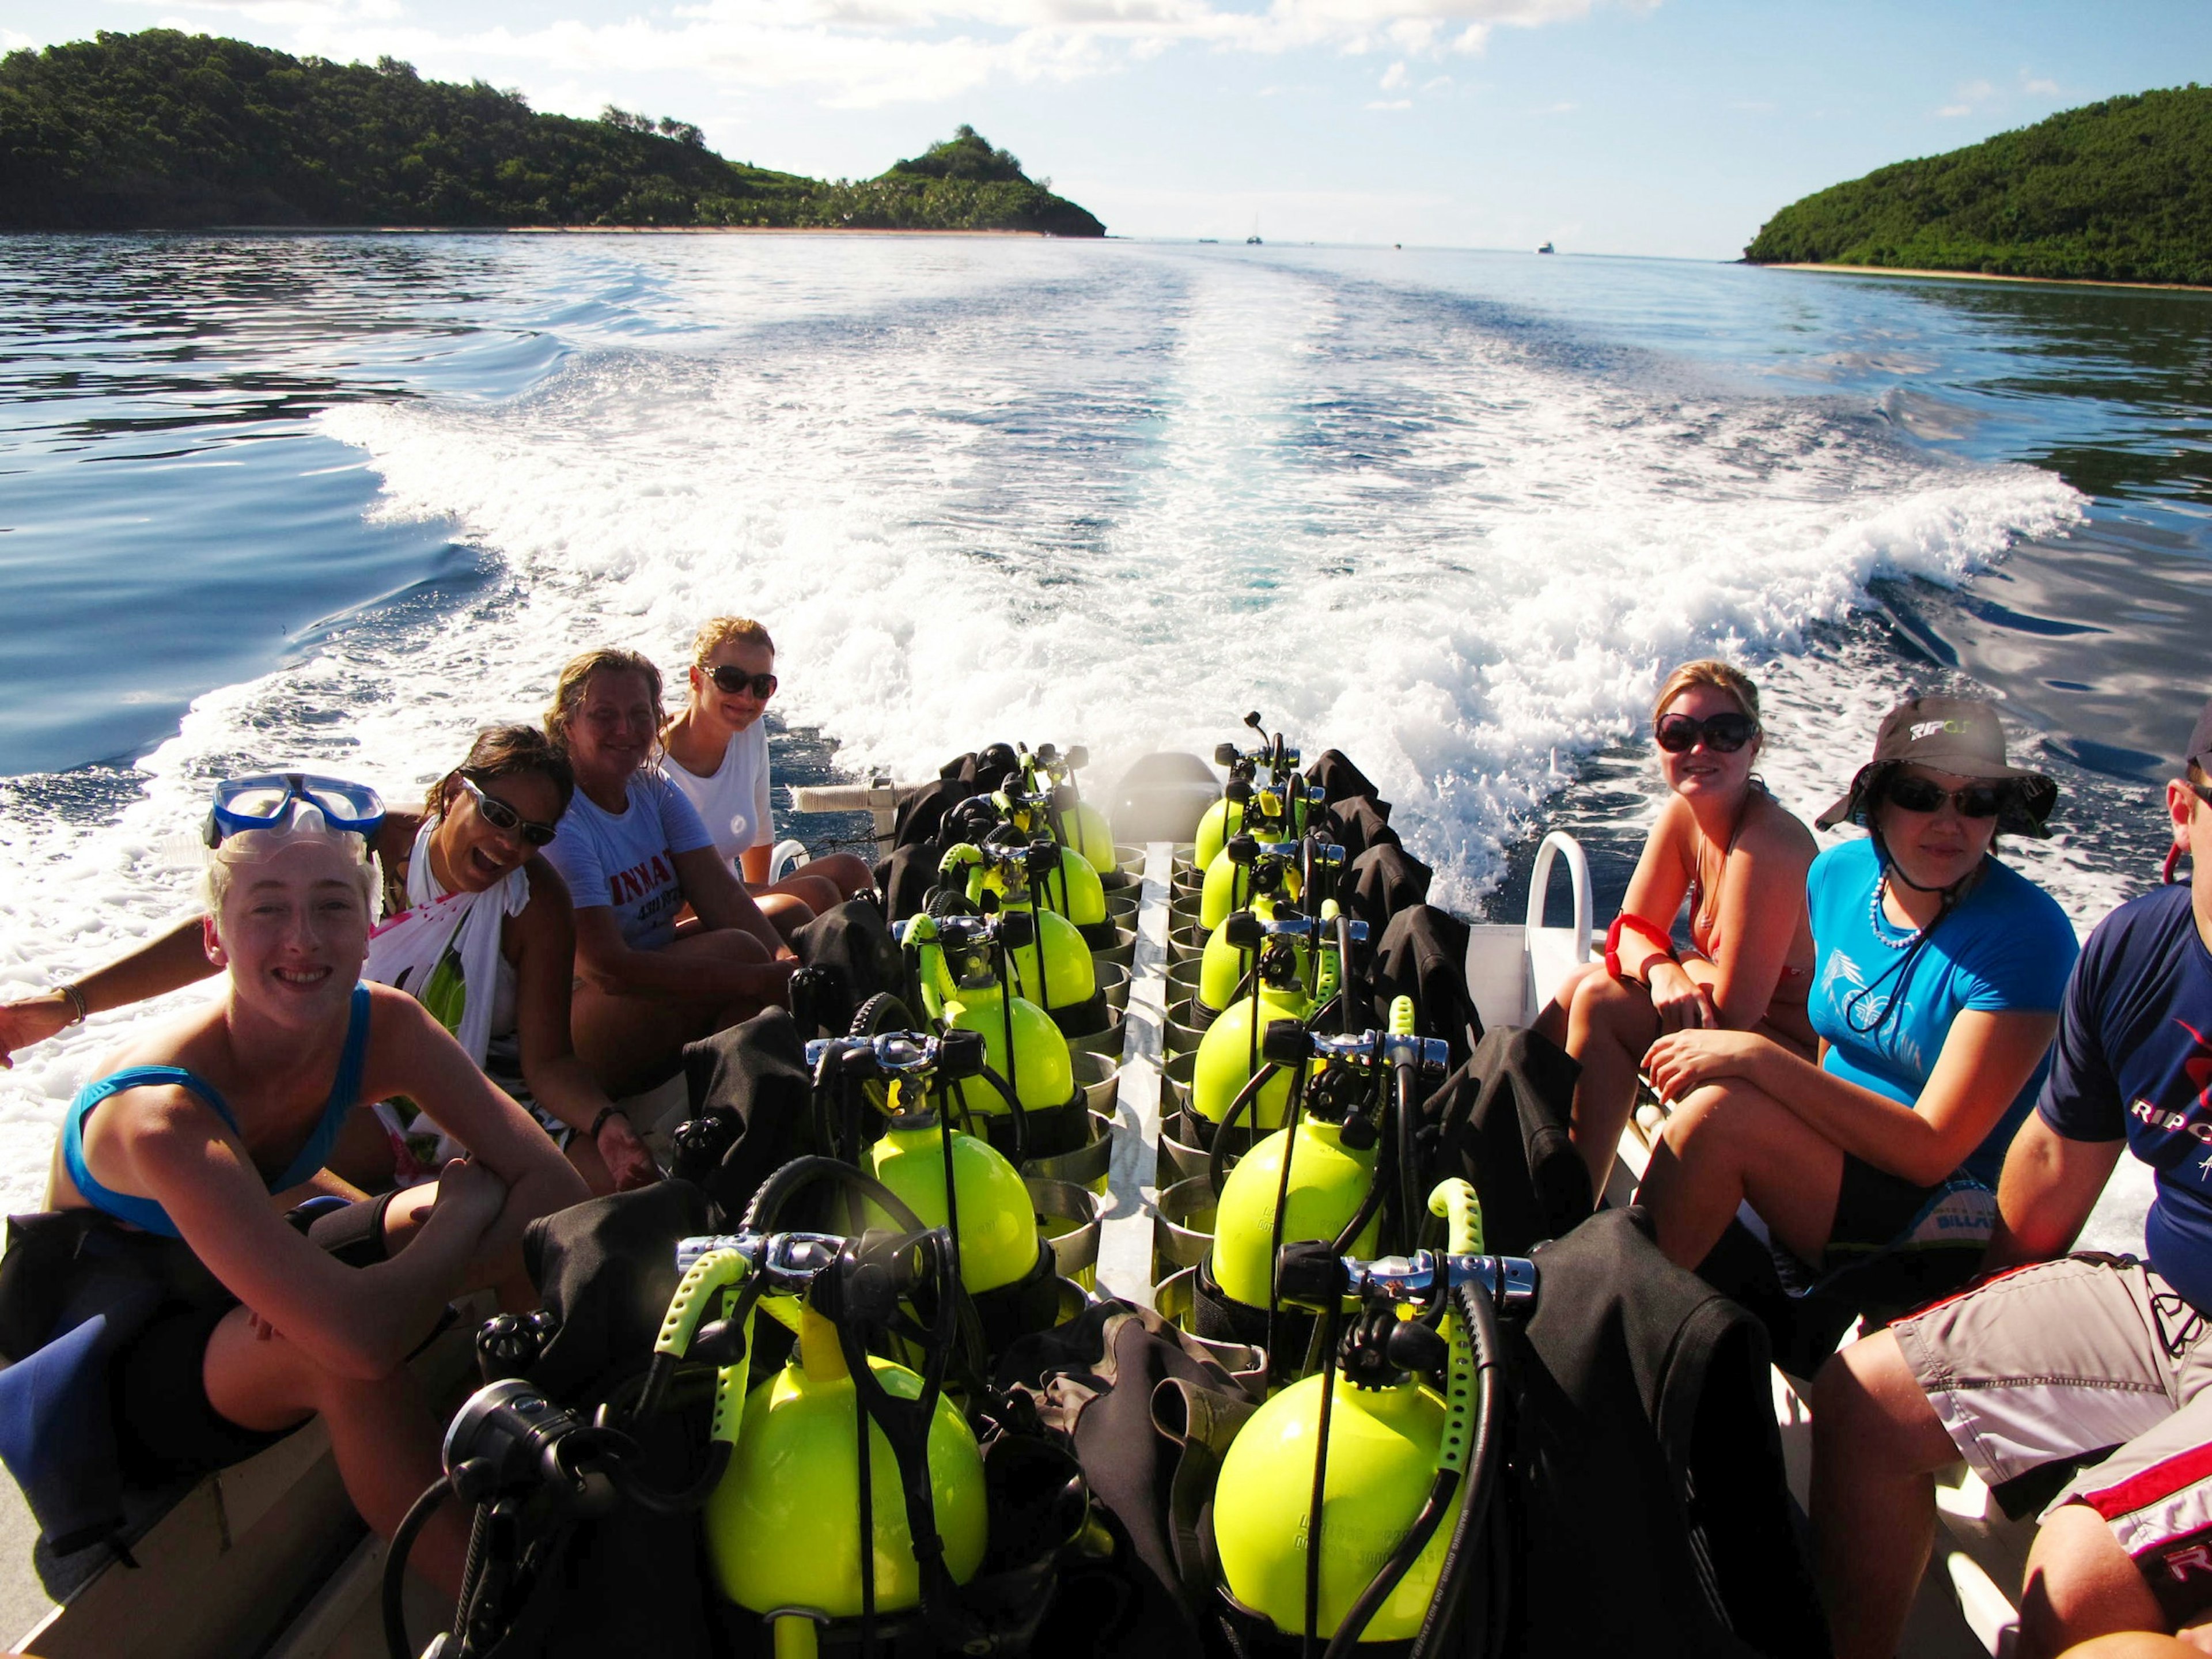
[7,233,2212,1244]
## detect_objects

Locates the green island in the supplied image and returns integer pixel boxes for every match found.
[0,29,1105,236]
[1744,85,2212,287]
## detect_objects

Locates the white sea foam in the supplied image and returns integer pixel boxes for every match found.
[0,240,2094,1213]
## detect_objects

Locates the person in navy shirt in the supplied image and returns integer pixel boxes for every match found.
[1815,696,2212,1659]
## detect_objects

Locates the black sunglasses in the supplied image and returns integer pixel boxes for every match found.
[459,773,560,846]
[705,665,777,699]
[1884,774,2008,819]
[1654,712,1759,754]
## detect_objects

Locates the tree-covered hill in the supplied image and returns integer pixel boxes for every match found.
[1744,86,2212,286]
[0,31,1105,236]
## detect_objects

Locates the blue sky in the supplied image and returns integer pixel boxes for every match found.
[5,0,2208,253]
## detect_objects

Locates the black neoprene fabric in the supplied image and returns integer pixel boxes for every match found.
[1324,794,1400,861]
[1343,841,1434,938]
[1505,1207,1831,1658]
[678,1006,821,1224]
[1368,903,1483,1074]
[1419,1025,1592,1257]
[1304,749,1381,806]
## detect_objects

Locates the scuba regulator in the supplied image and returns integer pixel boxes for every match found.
[1012,743,1116,877]
[1189,908,1367,1139]
[804,1028,1051,1300]
[1195,712,1323,870]
[894,908,1083,1149]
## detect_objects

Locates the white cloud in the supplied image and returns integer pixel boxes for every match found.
[1379,59,1407,89]
[2,29,38,51]
[1363,96,1411,108]
[1532,98,1573,113]
[2022,74,2059,96]
[110,0,1642,106]
[1936,103,1971,118]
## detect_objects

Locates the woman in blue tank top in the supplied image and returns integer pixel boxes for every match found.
[1631,696,2077,1302]
[44,797,588,1601]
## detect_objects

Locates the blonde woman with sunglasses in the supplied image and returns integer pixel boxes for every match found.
[1536,660,1819,1192]
[660,616,875,933]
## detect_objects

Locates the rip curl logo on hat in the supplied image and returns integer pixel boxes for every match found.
[1910,719,1970,742]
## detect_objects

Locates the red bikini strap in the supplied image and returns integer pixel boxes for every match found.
[1605,912,1678,980]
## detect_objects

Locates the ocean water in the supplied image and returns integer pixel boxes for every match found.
[4,233,2210,1243]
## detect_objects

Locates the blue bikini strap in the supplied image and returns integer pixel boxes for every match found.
[270,985,372,1192]
[61,1067,240,1240]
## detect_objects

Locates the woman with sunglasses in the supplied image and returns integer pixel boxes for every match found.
[540,646,797,1096]
[356,726,659,1194]
[658,615,874,932]
[1536,661,1819,1191]
[35,798,588,1601]
[0,737,658,1195]
[1634,694,2077,1292]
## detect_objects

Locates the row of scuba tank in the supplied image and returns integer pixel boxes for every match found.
[406,721,1537,1659]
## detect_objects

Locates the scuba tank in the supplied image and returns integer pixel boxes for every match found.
[1190,909,1366,1134]
[1017,742,1117,875]
[1202,1001,1446,1377]
[1200,816,1304,933]
[805,1027,1050,1297]
[937,840,1101,1022]
[1195,711,1324,870]
[401,1163,1003,1659]
[661,1215,991,1657]
[1196,837,1344,1013]
[897,910,1078,1127]
[1210,1179,1538,1654]
[955,804,1109,936]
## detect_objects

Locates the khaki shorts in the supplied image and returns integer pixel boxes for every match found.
[1892,1254,2212,1621]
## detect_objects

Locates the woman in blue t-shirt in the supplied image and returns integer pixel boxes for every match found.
[1635,694,2077,1293]
[540,647,797,1096]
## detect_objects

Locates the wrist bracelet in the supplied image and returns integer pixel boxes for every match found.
[589,1107,627,1139]
[57,983,89,1027]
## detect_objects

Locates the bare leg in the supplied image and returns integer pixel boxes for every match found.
[571,929,775,1096]
[752,889,819,944]
[1635,1079,1845,1268]
[202,1308,469,1601]
[1811,1332,1963,1659]
[758,853,873,904]
[2021,1504,2176,1659]
[1536,962,1662,1193]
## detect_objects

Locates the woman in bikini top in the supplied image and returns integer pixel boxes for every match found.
[46,796,587,1601]
[1535,660,1819,1193]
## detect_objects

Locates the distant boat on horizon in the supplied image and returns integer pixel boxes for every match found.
[1537,242,1555,254]
[1247,216,1263,245]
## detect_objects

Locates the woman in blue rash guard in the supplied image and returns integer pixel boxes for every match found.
[1631,694,2077,1296]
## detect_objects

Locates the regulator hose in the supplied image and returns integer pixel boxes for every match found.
[740,1154,929,1236]
[1408,1275,1508,1659]
[382,1472,456,1659]
[1207,1062,1282,1198]
[1263,1067,1310,1384]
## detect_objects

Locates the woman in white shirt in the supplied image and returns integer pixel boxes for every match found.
[659,616,874,935]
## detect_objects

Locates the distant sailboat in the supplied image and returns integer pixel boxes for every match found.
[1537,241,1555,254]
[1247,215,1263,246]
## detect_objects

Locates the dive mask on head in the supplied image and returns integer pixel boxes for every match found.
[203,772,386,849]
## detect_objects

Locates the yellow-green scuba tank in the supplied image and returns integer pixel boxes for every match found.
[802,1029,1052,1297]
[866,1097,1047,1296]
[1190,910,1365,1131]
[1195,838,1346,1011]
[938,844,1101,1013]
[654,1207,995,1658]
[1019,743,1117,875]
[1199,826,1305,933]
[950,824,1109,932]
[1196,712,1322,869]
[896,913,1077,1118]
[1210,1113,1380,1308]
[1210,1179,1537,1649]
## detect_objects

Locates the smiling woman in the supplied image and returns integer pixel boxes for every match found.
[0,730,660,1195]
[1533,659,1819,1192]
